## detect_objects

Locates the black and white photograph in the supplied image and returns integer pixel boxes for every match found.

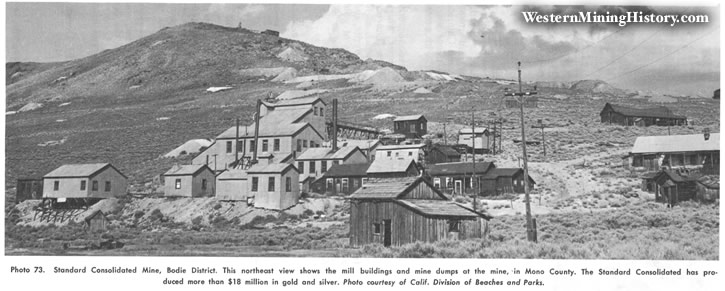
[3,0,721,272]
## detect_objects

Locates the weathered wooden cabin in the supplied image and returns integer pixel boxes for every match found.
[426,162,496,195]
[84,210,109,232]
[426,144,461,164]
[16,178,43,202]
[652,170,698,205]
[393,115,427,139]
[163,164,216,197]
[43,163,128,199]
[480,168,536,196]
[696,175,719,203]
[349,177,491,247]
[366,158,419,179]
[600,103,687,126]
[625,133,719,173]
[311,163,370,195]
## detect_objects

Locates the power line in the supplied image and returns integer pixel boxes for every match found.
[606,27,718,81]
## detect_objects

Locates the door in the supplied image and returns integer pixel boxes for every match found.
[383,219,392,247]
[454,180,462,195]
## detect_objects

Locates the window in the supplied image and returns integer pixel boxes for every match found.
[686,154,698,165]
[408,151,413,156]
[226,141,232,153]
[297,140,302,152]
[361,178,368,186]
[670,154,684,166]
[80,180,86,191]
[373,223,381,235]
[448,220,460,232]
[395,152,399,157]
[54,181,59,191]
[352,179,358,188]
[92,181,99,191]
[202,179,207,190]
[433,178,441,189]
[251,177,258,192]
[321,161,327,173]
[175,179,181,189]
[249,140,256,152]
[342,178,349,192]
[297,162,304,174]
[410,124,416,133]
[333,161,340,165]
[320,108,324,117]
[273,139,280,152]
[314,107,318,116]
[326,178,334,191]
[303,140,308,148]
[104,181,111,192]
[387,151,392,157]
[632,155,643,167]
[285,177,292,192]
[262,140,269,152]
[237,140,244,152]
[310,161,316,173]
[268,177,275,191]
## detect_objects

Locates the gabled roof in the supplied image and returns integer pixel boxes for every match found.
[367,158,417,174]
[431,145,461,157]
[377,144,425,150]
[164,164,213,177]
[481,168,535,183]
[396,200,484,219]
[349,177,442,199]
[393,114,426,122]
[44,163,126,179]
[216,122,312,139]
[427,162,495,176]
[247,162,298,174]
[83,210,108,223]
[601,103,686,119]
[216,169,248,180]
[296,146,362,161]
[263,96,325,107]
[631,133,719,154]
[459,127,489,134]
[321,163,370,178]
[337,139,380,150]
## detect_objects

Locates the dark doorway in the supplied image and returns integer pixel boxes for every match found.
[383,219,392,247]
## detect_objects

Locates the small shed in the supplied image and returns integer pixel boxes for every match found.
[247,163,300,210]
[349,176,491,247]
[426,144,462,164]
[216,169,248,201]
[457,127,492,154]
[480,168,535,196]
[16,178,43,202]
[367,158,419,179]
[84,210,109,232]
[163,164,216,197]
[393,115,427,139]
[696,175,719,203]
[652,170,698,205]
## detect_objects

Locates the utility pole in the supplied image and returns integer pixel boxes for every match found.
[504,61,537,243]
[471,110,477,211]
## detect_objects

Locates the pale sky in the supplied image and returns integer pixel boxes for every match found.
[5,3,721,96]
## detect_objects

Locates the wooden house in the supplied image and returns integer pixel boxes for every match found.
[247,163,300,210]
[311,163,370,195]
[600,103,687,126]
[480,168,535,196]
[367,158,419,179]
[393,115,427,139]
[193,97,326,169]
[426,162,496,195]
[652,170,698,205]
[15,178,43,202]
[215,169,248,201]
[457,127,492,154]
[295,146,368,180]
[426,144,461,164]
[163,164,215,197]
[84,210,109,232]
[625,133,719,173]
[696,175,719,203]
[43,163,128,199]
[375,144,426,162]
[349,177,491,247]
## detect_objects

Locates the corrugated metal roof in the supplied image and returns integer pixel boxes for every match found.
[247,162,297,174]
[393,114,425,122]
[164,164,211,176]
[367,158,416,174]
[631,133,719,154]
[427,162,495,176]
[296,146,360,160]
[396,200,479,218]
[603,103,686,119]
[321,163,370,178]
[44,163,112,178]
[349,177,419,199]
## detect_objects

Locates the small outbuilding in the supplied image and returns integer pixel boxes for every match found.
[16,177,43,202]
[652,170,698,205]
[163,164,216,197]
[696,175,719,203]
[366,158,419,179]
[426,144,462,164]
[480,168,535,196]
[393,115,427,139]
[600,103,687,126]
[349,177,491,247]
[215,169,248,201]
[247,163,300,210]
[426,162,496,195]
[84,210,110,232]
[43,163,128,199]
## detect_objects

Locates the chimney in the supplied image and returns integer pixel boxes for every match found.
[252,100,262,164]
[704,128,711,141]
[332,98,338,152]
